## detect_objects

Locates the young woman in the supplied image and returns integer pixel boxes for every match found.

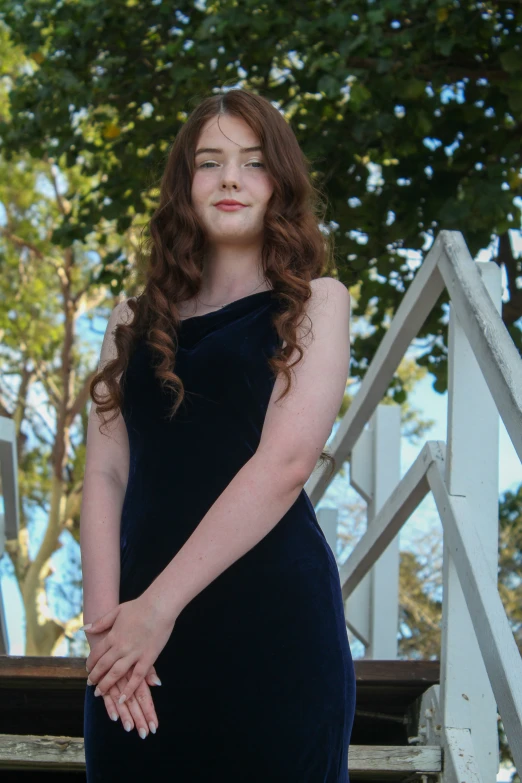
[81,88,355,781]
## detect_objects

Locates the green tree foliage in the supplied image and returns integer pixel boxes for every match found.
[1,0,521,396]
[499,483,522,655]
[498,483,522,779]
[0,30,137,655]
[0,138,121,653]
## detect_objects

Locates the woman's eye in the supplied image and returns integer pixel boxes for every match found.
[198,161,265,169]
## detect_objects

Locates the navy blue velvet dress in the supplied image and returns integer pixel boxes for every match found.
[84,290,356,781]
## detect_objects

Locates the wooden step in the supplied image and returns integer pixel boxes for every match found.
[0,654,442,780]
[0,655,440,746]
[0,733,442,779]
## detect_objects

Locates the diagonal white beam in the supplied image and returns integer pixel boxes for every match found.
[437,231,522,463]
[306,229,522,506]
[426,442,522,772]
[339,441,436,601]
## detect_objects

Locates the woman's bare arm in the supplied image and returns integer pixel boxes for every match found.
[80,300,132,631]
[80,299,163,737]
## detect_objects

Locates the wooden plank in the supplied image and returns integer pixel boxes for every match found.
[0,655,88,681]
[349,745,441,774]
[428,440,522,775]
[0,654,439,685]
[0,417,20,540]
[339,442,432,603]
[347,406,402,655]
[0,734,441,777]
[0,416,19,656]
[437,232,522,463]
[353,659,439,684]
[0,734,85,770]
[442,264,501,780]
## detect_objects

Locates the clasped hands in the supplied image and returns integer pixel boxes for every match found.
[83,593,178,734]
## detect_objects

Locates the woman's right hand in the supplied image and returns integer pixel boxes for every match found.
[102,664,161,738]
[86,628,161,738]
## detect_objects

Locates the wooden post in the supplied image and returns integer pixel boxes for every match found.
[441,260,501,781]
[0,416,20,655]
[348,404,401,658]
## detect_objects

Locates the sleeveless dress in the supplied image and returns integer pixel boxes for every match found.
[83,289,356,782]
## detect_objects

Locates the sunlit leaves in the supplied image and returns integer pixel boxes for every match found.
[0,0,520,395]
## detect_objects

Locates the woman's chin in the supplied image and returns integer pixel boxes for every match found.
[207,227,261,242]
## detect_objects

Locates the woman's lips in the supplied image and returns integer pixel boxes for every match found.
[215,204,247,211]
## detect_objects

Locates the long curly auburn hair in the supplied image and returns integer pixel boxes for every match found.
[90,88,339,481]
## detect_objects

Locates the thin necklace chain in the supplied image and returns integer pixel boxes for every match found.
[196,279,268,309]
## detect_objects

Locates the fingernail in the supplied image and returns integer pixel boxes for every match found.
[80,623,92,631]
[111,713,118,721]
[87,678,93,686]
[118,694,127,705]
[124,721,132,732]
[139,728,147,739]
[151,675,162,686]
[94,686,101,697]
[149,721,156,734]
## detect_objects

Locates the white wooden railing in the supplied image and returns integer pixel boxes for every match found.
[0,416,20,654]
[308,229,522,781]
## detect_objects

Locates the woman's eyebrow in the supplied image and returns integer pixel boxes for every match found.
[195,146,262,156]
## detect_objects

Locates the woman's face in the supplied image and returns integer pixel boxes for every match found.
[191,113,274,246]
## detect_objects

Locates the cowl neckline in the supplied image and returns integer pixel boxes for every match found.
[179,289,274,327]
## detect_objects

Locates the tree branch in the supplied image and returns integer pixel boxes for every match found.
[66,369,97,425]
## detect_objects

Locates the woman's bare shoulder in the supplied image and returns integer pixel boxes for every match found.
[111,296,137,326]
[97,298,137,372]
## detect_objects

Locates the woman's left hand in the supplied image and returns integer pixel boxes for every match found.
[83,596,177,706]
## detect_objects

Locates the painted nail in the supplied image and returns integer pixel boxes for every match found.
[87,678,93,686]
[94,686,101,697]
[149,721,156,734]
[124,721,132,732]
[111,713,118,722]
[139,727,147,739]
[151,675,162,686]
[118,694,127,705]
